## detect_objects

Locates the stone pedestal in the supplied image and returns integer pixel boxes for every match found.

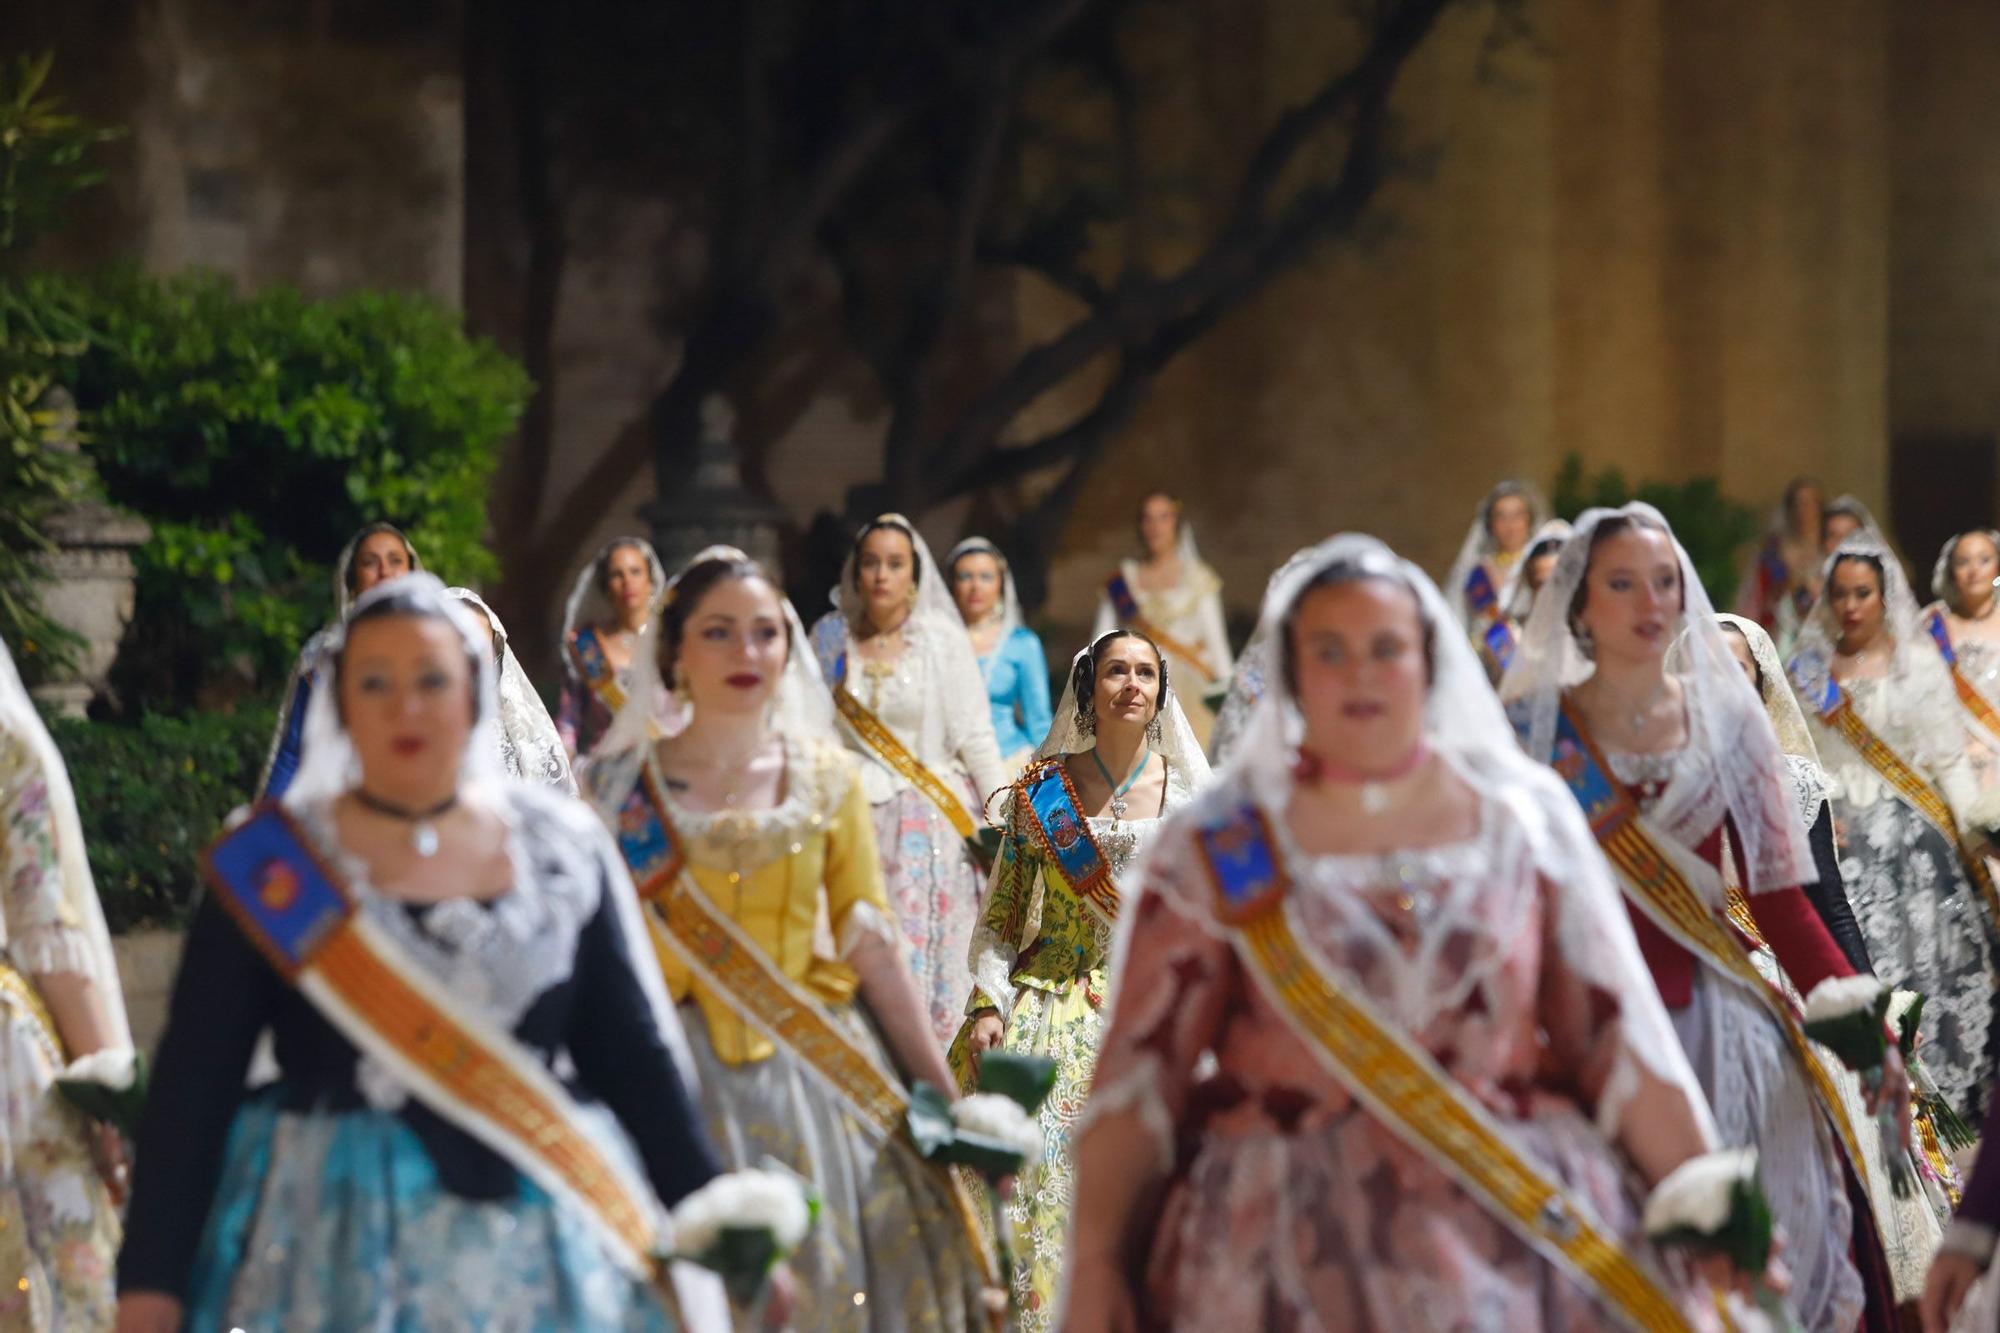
[27,390,153,717]
[644,396,786,574]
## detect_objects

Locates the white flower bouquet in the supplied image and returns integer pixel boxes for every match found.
[1643,1149,1795,1330]
[55,1046,146,1137]
[1800,975,1910,1196]
[668,1166,818,1308]
[1886,988,1977,1152]
[1965,786,2000,840]
[908,1052,1058,1315]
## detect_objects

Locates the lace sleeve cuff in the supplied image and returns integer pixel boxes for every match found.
[1074,1053,1176,1176]
[12,921,98,979]
[834,900,898,960]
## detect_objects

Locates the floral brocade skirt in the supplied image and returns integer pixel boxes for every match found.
[185,1091,680,1332]
[947,971,1105,1333]
[0,982,118,1330]
[680,1002,992,1332]
[1139,1096,1706,1333]
[871,789,984,1047]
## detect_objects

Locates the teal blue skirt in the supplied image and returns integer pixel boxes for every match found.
[186,1091,678,1331]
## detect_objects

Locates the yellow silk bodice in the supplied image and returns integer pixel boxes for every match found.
[648,735,894,1064]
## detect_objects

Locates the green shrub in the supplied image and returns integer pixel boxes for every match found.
[1550,454,1761,608]
[44,705,275,931]
[35,268,530,711]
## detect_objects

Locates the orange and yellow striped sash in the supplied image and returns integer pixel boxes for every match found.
[1198,804,1693,1333]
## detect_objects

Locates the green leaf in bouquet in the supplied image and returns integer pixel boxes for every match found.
[705,1226,781,1308]
[54,1050,148,1137]
[1893,994,1926,1060]
[942,1133,1031,1180]
[906,1080,959,1158]
[976,1052,1058,1117]
[1800,990,1892,1073]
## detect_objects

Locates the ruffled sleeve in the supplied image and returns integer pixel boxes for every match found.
[932,619,1010,811]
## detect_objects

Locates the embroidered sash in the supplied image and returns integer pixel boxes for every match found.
[1194,803,1691,1333]
[569,625,630,716]
[1797,668,2000,928]
[1924,609,2000,746]
[202,806,661,1276]
[1549,706,1868,1172]
[1015,759,1121,925]
[1104,572,1213,682]
[615,772,1000,1286]
[824,651,979,840]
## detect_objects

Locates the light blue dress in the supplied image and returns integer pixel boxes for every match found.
[980,626,1053,761]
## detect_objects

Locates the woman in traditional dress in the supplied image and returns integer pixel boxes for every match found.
[947,537,1052,776]
[586,547,998,1330]
[1061,533,1764,1332]
[1789,534,2000,1124]
[1918,530,2000,791]
[259,521,421,799]
[0,633,133,1329]
[1478,517,1573,683]
[447,587,576,793]
[959,630,1210,1329]
[117,574,730,1332]
[1208,547,1317,767]
[809,516,1010,1047]
[1719,611,1952,1306]
[1735,476,1825,655]
[1712,615,1874,972]
[1502,503,1903,1330]
[559,537,668,763]
[1089,493,1233,747]
[1443,478,1546,633]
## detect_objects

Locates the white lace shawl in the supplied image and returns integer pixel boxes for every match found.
[1792,535,1982,827]
[447,588,576,794]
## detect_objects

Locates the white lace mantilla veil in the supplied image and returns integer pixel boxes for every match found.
[1209,545,1319,766]
[1714,612,1832,831]
[258,525,425,796]
[444,587,577,795]
[944,536,1024,654]
[1159,532,1716,1142]
[587,545,838,805]
[1500,518,1574,623]
[1791,532,1972,787]
[1928,529,2000,608]
[1498,502,1815,894]
[1443,479,1549,627]
[284,573,696,1085]
[0,634,132,1049]
[1032,639,1212,797]
[559,537,669,681]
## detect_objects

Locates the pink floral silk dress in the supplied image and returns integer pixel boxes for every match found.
[1078,784,1713,1332]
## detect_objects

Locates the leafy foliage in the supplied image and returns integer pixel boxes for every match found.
[0,55,116,677]
[46,268,531,708]
[44,704,274,931]
[0,52,122,259]
[1549,454,1761,608]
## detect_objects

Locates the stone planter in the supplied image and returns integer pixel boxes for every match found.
[27,389,152,717]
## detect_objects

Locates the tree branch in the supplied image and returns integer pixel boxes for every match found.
[918,0,1448,501]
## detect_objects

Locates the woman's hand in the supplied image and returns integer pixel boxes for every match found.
[1863,1044,1915,1149]
[114,1293,183,1333]
[1058,1252,1139,1333]
[759,1264,796,1329]
[969,1011,1006,1064]
[90,1122,130,1206]
[1921,1251,1986,1333]
[1690,1228,1790,1304]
